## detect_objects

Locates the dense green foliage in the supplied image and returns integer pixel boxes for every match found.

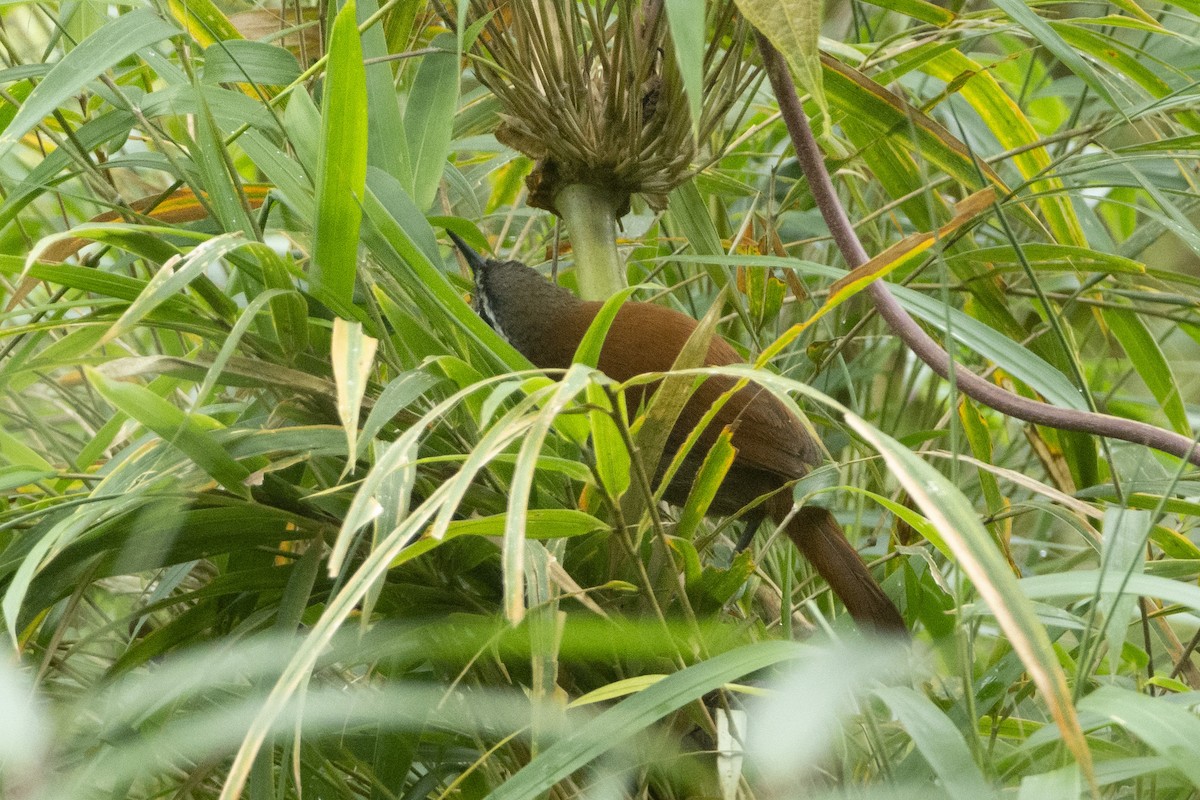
[2,0,1199,798]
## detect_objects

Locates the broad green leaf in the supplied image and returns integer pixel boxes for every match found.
[358,370,440,457]
[202,40,301,86]
[1020,571,1200,614]
[821,57,1001,193]
[633,288,723,510]
[311,0,368,307]
[361,194,526,370]
[573,286,639,368]
[568,675,668,707]
[239,130,314,219]
[428,509,607,542]
[0,466,54,493]
[138,85,280,132]
[854,0,954,25]
[404,33,458,211]
[502,364,595,623]
[186,290,294,409]
[946,244,1145,275]
[958,399,1009,539]
[252,245,308,359]
[98,354,334,397]
[1018,766,1083,800]
[184,86,256,236]
[358,0,411,186]
[86,367,252,498]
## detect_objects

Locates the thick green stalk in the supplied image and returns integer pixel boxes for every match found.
[555,183,626,299]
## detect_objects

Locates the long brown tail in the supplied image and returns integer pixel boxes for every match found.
[778,504,907,635]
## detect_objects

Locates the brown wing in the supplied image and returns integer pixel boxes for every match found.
[532,300,818,481]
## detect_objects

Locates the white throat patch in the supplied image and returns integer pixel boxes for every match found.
[474,287,511,344]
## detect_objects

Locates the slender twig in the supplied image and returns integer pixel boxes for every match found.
[753,31,1200,468]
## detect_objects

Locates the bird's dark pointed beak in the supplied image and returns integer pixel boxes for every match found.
[446,230,489,277]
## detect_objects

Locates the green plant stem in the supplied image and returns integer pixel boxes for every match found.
[555,183,626,300]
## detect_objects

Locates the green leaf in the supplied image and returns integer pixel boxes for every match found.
[166,0,241,45]
[664,0,704,134]
[485,641,804,800]
[202,40,301,86]
[845,413,1094,785]
[989,0,1116,109]
[1099,508,1149,676]
[252,245,308,359]
[1079,686,1200,788]
[874,686,995,800]
[311,0,368,307]
[187,85,255,236]
[588,382,631,501]
[573,287,639,368]
[0,426,54,472]
[437,509,607,541]
[0,9,179,157]
[946,244,1145,275]
[856,0,954,25]
[1020,571,1200,614]
[358,370,440,457]
[501,364,595,622]
[917,49,1086,247]
[1018,766,1082,800]
[86,367,252,498]
[633,289,722,511]
[404,33,458,211]
[1102,306,1190,436]
[361,192,526,370]
[99,232,252,346]
[737,0,828,128]
[358,0,411,185]
[0,465,54,493]
[675,426,736,541]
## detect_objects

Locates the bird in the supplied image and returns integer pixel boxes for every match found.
[447,231,906,635]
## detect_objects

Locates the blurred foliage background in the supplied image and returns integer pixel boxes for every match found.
[1,0,1200,798]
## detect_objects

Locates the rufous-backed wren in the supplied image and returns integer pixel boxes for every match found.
[448,231,905,634]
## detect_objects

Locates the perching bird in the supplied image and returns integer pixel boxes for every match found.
[448,231,905,634]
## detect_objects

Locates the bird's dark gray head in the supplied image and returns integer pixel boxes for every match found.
[446,231,580,350]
